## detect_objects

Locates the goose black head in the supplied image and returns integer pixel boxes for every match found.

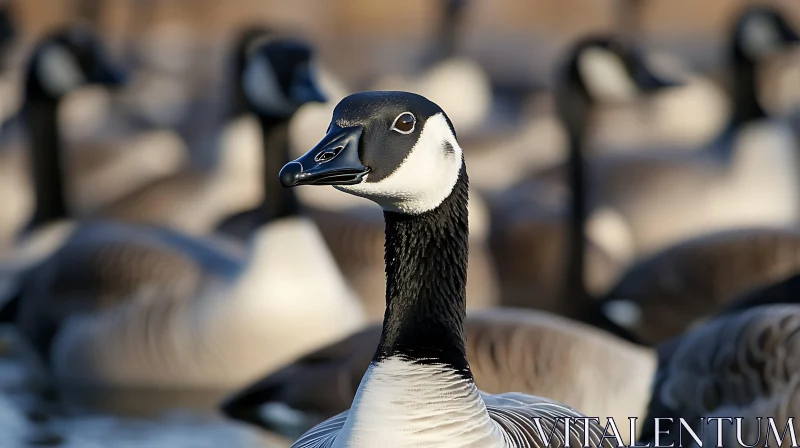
[241,37,326,118]
[280,91,463,215]
[26,26,127,102]
[562,36,680,106]
[731,5,799,63]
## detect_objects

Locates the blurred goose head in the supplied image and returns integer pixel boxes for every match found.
[730,6,800,122]
[558,36,681,135]
[242,37,326,119]
[25,26,126,103]
[230,25,272,117]
[732,5,799,64]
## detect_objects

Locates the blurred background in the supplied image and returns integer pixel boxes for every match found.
[0,0,799,446]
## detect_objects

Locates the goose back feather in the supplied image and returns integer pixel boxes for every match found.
[14,218,365,389]
[602,227,800,344]
[645,305,800,446]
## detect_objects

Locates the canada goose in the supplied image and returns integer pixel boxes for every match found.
[1,42,366,392]
[536,6,800,260]
[370,0,491,135]
[275,91,610,447]
[0,26,187,250]
[641,305,800,447]
[221,309,656,441]
[6,216,365,391]
[96,33,325,235]
[490,36,677,315]
[20,27,127,230]
[600,227,800,345]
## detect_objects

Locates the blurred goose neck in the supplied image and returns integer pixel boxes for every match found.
[730,45,768,127]
[436,0,464,61]
[24,97,69,229]
[375,167,470,374]
[556,86,592,312]
[257,114,300,223]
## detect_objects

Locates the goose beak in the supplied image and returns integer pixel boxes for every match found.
[634,62,683,91]
[279,126,369,187]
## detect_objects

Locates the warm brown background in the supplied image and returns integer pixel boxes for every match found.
[6,0,800,89]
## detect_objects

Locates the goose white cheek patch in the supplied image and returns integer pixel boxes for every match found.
[37,44,86,98]
[602,299,642,329]
[337,113,463,215]
[741,15,782,60]
[578,47,639,103]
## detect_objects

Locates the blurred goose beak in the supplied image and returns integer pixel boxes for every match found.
[92,61,128,87]
[279,126,369,187]
[291,64,327,104]
[634,61,683,91]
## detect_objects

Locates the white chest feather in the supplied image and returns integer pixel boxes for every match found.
[332,357,503,448]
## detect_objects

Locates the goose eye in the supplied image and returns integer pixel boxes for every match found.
[391,112,416,134]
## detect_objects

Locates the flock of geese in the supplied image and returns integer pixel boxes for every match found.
[0,0,800,447]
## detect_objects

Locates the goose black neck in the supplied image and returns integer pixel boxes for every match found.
[564,127,591,312]
[24,97,69,229]
[257,114,300,222]
[375,167,470,376]
[729,46,768,128]
[557,83,593,313]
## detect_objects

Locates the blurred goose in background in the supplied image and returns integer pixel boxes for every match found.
[273,91,610,448]
[97,33,324,235]
[3,211,365,391]
[0,26,127,255]
[0,4,26,247]
[599,227,800,345]
[0,26,188,250]
[489,36,677,316]
[370,0,491,135]
[538,5,800,261]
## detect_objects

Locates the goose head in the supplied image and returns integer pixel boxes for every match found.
[730,6,800,120]
[562,36,680,106]
[242,37,327,119]
[558,36,681,135]
[731,6,799,65]
[25,26,126,102]
[279,91,462,215]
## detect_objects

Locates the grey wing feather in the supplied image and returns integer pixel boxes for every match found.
[290,412,349,448]
[647,304,800,445]
[484,392,611,448]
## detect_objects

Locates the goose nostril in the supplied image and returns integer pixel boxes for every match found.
[314,146,343,163]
